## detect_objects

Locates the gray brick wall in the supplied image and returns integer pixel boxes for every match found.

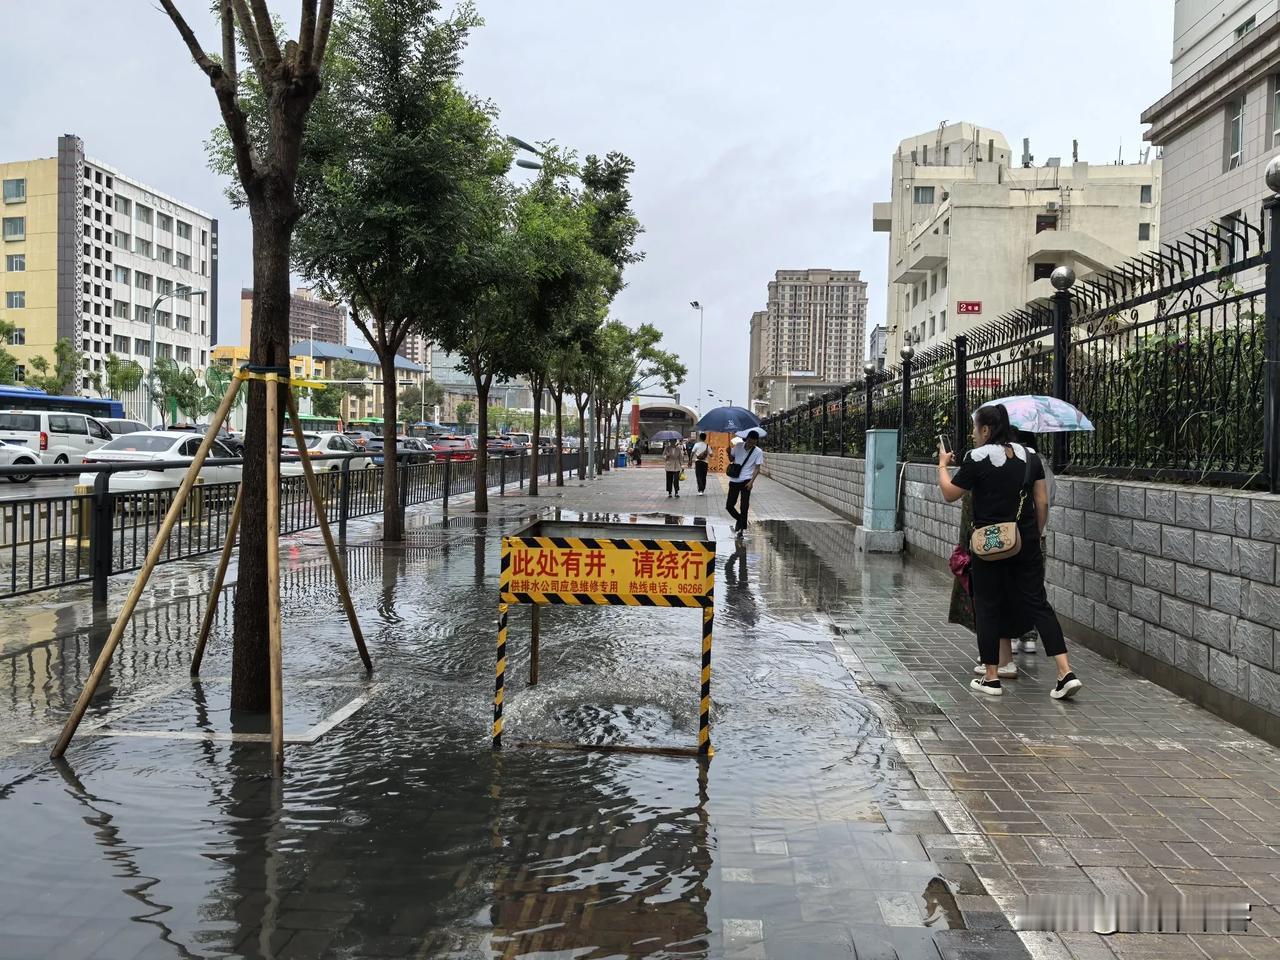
[766,453,1280,727]
[763,453,864,521]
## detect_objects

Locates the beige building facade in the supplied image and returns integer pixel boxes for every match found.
[872,123,1161,357]
[1143,2,1280,244]
[751,269,867,411]
[239,287,346,347]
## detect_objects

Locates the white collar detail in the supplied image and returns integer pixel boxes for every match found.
[968,443,1027,468]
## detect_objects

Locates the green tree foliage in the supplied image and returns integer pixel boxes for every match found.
[0,318,19,386]
[455,400,474,433]
[150,359,205,423]
[26,338,81,395]
[104,354,145,399]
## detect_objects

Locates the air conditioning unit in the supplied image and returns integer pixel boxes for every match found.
[1046,201,1060,212]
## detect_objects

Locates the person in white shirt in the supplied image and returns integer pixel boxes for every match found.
[726,429,764,536]
[692,432,710,494]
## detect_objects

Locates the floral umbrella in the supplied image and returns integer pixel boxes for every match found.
[979,395,1094,433]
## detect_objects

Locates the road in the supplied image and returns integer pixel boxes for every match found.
[0,476,82,503]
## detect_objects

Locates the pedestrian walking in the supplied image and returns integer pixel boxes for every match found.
[663,440,683,498]
[684,437,695,467]
[692,432,710,494]
[726,429,764,537]
[937,404,1081,700]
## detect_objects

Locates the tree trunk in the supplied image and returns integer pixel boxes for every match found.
[473,375,490,513]
[553,389,564,487]
[529,373,542,496]
[231,197,292,714]
[576,401,587,480]
[380,351,402,542]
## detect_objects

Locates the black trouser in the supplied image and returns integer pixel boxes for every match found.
[665,470,680,495]
[726,481,751,530]
[970,537,1066,665]
[695,460,709,492]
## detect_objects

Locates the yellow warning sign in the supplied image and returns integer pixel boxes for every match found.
[501,536,714,604]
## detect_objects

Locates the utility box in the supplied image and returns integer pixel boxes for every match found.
[854,429,905,553]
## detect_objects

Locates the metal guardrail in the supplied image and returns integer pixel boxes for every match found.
[0,448,577,603]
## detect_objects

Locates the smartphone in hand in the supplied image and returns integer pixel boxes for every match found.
[937,434,952,455]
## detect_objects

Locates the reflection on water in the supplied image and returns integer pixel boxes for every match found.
[0,508,967,958]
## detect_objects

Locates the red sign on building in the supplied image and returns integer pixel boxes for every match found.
[956,301,982,315]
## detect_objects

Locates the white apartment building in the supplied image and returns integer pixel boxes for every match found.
[1143,2,1280,242]
[1,135,217,409]
[872,123,1161,357]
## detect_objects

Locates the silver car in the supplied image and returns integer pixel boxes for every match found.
[0,439,39,483]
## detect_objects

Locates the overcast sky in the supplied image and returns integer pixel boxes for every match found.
[2,1,1173,410]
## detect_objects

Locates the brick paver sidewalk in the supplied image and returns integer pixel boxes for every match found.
[507,466,1280,959]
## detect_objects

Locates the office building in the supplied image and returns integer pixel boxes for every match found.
[747,310,766,404]
[0,134,218,394]
[1142,3,1280,242]
[869,324,888,371]
[872,123,1160,356]
[239,287,346,346]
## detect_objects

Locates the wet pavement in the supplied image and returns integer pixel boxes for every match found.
[0,466,1277,958]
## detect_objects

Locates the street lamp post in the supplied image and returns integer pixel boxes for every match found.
[150,284,205,426]
[689,301,704,418]
[307,323,317,416]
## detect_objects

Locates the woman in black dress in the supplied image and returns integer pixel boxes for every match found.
[937,404,1082,700]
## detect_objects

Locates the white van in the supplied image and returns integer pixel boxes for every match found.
[0,410,113,464]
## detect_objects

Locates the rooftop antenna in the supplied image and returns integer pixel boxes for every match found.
[1072,139,1079,163]
[1021,137,1034,168]
[1117,140,1123,165]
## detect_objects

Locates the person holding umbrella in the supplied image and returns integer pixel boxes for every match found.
[937,404,1082,700]
[726,428,765,537]
[662,439,684,497]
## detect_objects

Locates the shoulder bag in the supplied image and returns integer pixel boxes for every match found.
[969,450,1033,561]
[726,446,758,480]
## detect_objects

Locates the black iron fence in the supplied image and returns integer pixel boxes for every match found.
[764,200,1280,492]
[0,449,578,603]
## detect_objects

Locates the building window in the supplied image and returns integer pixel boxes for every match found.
[177,314,190,332]
[1035,214,1058,233]
[1140,184,1152,204]
[929,272,938,296]
[939,309,946,331]
[1139,222,1151,241]
[134,305,150,324]
[157,213,173,232]
[115,230,130,249]
[114,301,129,319]
[176,346,191,363]
[135,238,152,257]
[135,204,152,226]
[1033,262,1057,281]
[912,186,935,204]
[1236,15,1256,39]
[1226,96,1245,171]
[2,217,25,241]
[133,338,150,357]
[5,254,24,272]
[176,220,192,240]
[156,277,173,296]
[1272,76,1280,148]
[115,196,131,215]
[135,272,152,291]
[5,292,25,309]
[156,245,172,265]
[2,179,25,204]
[114,265,130,284]
[176,252,191,270]
[942,265,948,288]
[14,365,24,382]
[928,315,936,337]
[156,343,172,360]
[113,335,130,353]
[156,310,171,328]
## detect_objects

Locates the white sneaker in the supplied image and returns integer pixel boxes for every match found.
[973,662,1017,678]
[970,678,1003,696]
[1021,638,1037,653]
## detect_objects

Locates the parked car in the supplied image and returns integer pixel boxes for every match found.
[0,410,113,465]
[486,435,520,455]
[342,430,381,450]
[77,431,243,493]
[366,436,433,465]
[100,418,151,437]
[429,435,476,462]
[281,431,372,474]
[216,429,244,456]
[0,439,40,482]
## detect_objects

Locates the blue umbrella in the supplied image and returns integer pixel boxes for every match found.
[696,406,761,433]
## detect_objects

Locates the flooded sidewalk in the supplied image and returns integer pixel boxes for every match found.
[0,466,1276,958]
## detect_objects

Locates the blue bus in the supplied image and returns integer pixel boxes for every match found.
[0,387,124,419]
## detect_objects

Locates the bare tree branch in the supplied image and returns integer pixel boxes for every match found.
[247,0,284,70]
[228,0,270,85]
[156,0,221,80]
[312,0,334,68]
[297,0,317,68]
[220,0,237,87]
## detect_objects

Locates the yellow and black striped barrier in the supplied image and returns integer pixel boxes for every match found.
[493,520,716,758]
